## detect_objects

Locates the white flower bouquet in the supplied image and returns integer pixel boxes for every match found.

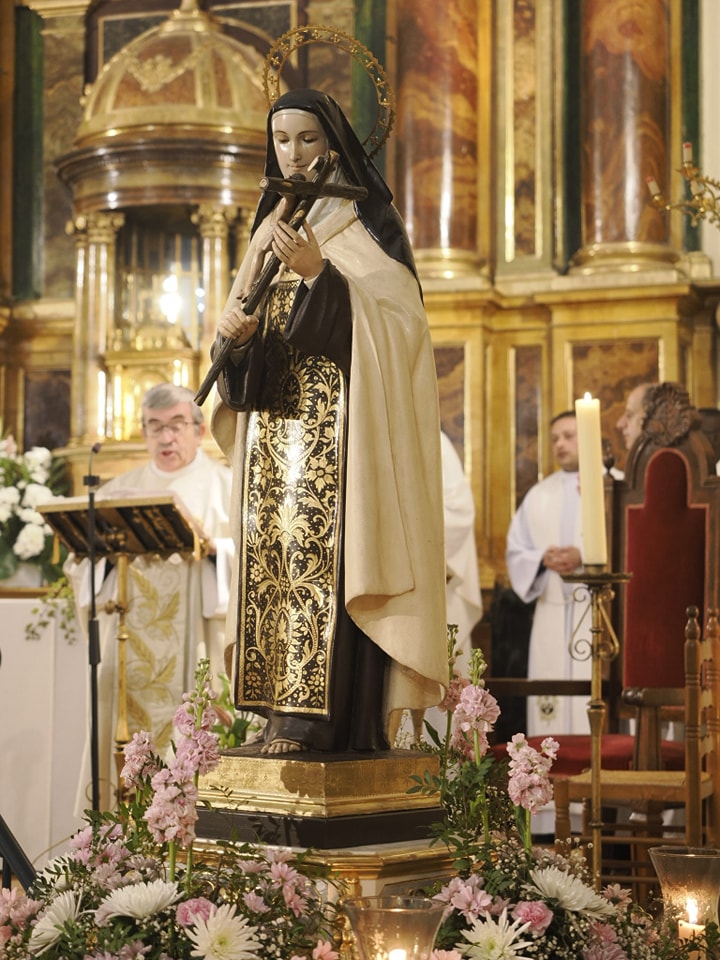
[0,436,69,582]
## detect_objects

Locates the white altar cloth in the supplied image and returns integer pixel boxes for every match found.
[0,594,86,871]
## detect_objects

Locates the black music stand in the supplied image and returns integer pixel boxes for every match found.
[39,493,208,805]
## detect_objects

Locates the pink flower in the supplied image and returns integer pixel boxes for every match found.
[434,875,492,923]
[512,900,553,935]
[602,884,632,912]
[0,886,41,925]
[176,897,214,927]
[583,944,628,960]
[453,685,501,732]
[438,676,470,712]
[122,731,161,787]
[145,767,199,847]
[243,891,269,913]
[283,884,308,917]
[174,728,220,776]
[431,952,464,960]
[312,940,340,960]
[450,726,490,761]
[506,734,558,813]
[582,921,628,960]
[236,858,266,874]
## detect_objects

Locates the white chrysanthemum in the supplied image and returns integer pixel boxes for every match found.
[188,903,261,960]
[13,522,46,559]
[23,447,52,482]
[0,486,21,506]
[459,909,533,960]
[22,483,54,510]
[529,866,616,918]
[17,507,46,525]
[27,890,82,954]
[96,878,180,920]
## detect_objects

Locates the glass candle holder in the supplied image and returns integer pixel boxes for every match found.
[649,845,720,942]
[343,896,446,960]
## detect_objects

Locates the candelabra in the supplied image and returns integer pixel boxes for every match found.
[647,142,720,230]
[564,567,631,889]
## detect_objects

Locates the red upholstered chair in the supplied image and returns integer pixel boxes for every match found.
[551,383,720,900]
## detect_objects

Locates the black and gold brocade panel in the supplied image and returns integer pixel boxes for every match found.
[237,282,345,717]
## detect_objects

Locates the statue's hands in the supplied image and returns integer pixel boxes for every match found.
[218,305,259,346]
[272,220,323,280]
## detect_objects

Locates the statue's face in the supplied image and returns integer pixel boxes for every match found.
[271,110,329,180]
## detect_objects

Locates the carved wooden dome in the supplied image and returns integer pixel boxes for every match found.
[57,0,268,213]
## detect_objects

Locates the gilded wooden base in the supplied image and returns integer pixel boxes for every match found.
[196,748,444,849]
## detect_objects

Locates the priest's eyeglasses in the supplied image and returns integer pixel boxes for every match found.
[144,418,196,437]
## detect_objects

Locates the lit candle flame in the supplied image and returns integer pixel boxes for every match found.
[686,897,699,924]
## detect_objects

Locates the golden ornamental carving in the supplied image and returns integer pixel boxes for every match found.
[126,45,205,96]
[262,24,395,159]
[191,205,239,238]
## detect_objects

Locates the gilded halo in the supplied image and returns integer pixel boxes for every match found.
[262,24,395,159]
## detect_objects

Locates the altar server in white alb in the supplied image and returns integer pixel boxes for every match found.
[70,383,233,810]
[505,410,591,738]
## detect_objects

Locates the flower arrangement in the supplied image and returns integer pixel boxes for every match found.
[410,634,719,960]
[0,436,69,583]
[0,661,346,960]
[4,644,720,960]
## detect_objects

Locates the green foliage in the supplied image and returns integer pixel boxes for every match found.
[25,573,77,643]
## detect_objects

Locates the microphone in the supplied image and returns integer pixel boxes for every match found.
[84,441,103,810]
[84,442,102,490]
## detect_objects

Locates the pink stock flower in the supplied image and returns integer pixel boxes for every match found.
[453,684,501,732]
[512,900,554,935]
[173,728,220,776]
[506,733,559,813]
[438,675,471,712]
[145,767,198,847]
[121,731,161,788]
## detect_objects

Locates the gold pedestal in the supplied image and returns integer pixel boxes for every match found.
[196,748,445,852]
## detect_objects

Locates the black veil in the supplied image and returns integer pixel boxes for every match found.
[251,88,419,284]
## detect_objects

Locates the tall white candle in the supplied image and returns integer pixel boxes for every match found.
[574,393,608,566]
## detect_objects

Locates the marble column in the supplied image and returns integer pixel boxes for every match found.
[393,0,488,280]
[69,211,124,443]
[570,0,676,273]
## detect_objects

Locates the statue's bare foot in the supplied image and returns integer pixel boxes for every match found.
[260,737,307,755]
